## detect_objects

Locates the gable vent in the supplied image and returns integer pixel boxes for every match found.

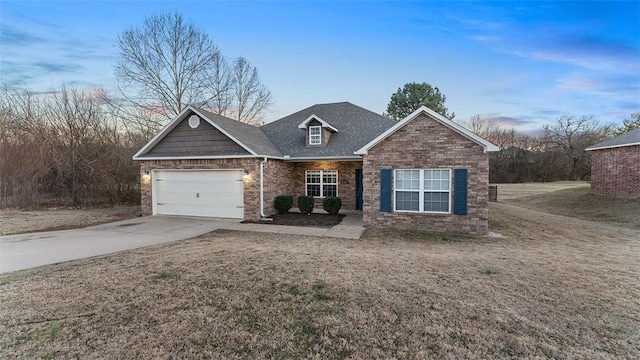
[188,115,200,128]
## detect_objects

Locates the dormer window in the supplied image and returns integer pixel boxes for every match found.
[309,126,321,145]
[299,114,338,147]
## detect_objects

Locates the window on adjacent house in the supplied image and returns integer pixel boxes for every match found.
[306,170,337,197]
[309,126,321,145]
[394,169,451,213]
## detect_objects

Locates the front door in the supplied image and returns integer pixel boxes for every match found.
[355,169,363,210]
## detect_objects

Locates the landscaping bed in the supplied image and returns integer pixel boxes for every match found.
[243,212,345,227]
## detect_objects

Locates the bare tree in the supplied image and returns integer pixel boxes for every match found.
[229,57,274,124]
[0,85,142,207]
[206,54,234,116]
[115,12,274,124]
[543,114,613,180]
[115,12,221,118]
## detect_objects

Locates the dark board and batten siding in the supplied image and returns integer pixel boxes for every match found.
[146,118,250,157]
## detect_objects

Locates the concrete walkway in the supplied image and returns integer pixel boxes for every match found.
[222,210,365,239]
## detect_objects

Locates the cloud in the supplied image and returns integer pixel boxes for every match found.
[0,24,44,45]
[33,62,82,73]
[476,113,533,127]
[531,108,563,117]
[558,72,640,99]
[528,35,639,74]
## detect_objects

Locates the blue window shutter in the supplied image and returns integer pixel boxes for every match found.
[453,169,468,215]
[380,169,392,212]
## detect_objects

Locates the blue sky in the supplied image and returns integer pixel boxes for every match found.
[1,1,638,132]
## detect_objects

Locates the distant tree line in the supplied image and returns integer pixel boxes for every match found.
[458,114,616,183]
[0,85,142,207]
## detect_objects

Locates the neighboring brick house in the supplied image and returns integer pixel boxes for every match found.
[133,102,499,234]
[585,128,640,198]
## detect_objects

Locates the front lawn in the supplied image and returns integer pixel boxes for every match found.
[0,184,638,358]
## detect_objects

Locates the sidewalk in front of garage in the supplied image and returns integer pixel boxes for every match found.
[222,210,365,239]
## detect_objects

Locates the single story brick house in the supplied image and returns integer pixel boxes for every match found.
[585,128,640,198]
[133,102,499,234]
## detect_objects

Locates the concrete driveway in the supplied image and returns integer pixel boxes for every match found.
[0,216,240,274]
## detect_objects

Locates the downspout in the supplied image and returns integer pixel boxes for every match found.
[259,157,271,220]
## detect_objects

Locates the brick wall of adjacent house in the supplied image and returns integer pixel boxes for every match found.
[590,145,640,198]
[290,161,362,210]
[363,113,490,235]
[139,158,269,220]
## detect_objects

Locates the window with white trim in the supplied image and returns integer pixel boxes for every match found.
[394,169,451,213]
[306,170,337,197]
[309,126,321,145]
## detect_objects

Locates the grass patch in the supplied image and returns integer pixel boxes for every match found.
[312,281,333,301]
[156,270,174,279]
[610,323,628,334]
[483,267,497,275]
[362,228,484,243]
[507,186,640,229]
[45,323,62,341]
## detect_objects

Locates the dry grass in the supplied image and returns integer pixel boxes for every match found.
[1,183,639,359]
[505,187,640,230]
[0,206,140,235]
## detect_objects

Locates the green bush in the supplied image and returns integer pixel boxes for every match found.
[322,197,342,215]
[298,195,314,214]
[274,195,293,214]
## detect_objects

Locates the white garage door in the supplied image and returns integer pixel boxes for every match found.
[153,170,244,219]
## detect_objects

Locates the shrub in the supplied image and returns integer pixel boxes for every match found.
[322,196,342,215]
[298,195,314,214]
[274,195,293,214]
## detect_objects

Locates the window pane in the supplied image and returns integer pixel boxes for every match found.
[395,170,405,188]
[310,127,320,135]
[323,185,337,197]
[307,184,320,197]
[323,171,337,184]
[307,171,320,184]
[424,170,450,192]
[396,170,420,190]
[396,191,419,211]
[424,192,449,212]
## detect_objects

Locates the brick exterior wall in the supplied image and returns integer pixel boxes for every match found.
[290,161,362,209]
[590,145,640,198]
[362,113,490,235]
[138,158,362,220]
[262,159,295,215]
[139,158,268,220]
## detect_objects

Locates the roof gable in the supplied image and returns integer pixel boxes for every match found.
[145,116,249,157]
[355,106,500,155]
[261,102,397,159]
[585,128,640,151]
[133,106,281,160]
[297,114,338,132]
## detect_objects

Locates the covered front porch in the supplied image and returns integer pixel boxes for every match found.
[267,160,364,212]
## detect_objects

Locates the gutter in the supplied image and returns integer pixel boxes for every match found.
[259,157,272,221]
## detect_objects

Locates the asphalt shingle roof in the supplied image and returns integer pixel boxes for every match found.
[586,128,640,150]
[195,107,283,157]
[261,102,397,158]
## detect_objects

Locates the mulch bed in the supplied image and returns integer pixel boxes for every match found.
[242,212,345,227]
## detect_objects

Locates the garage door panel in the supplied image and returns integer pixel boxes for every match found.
[153,170,244,219]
